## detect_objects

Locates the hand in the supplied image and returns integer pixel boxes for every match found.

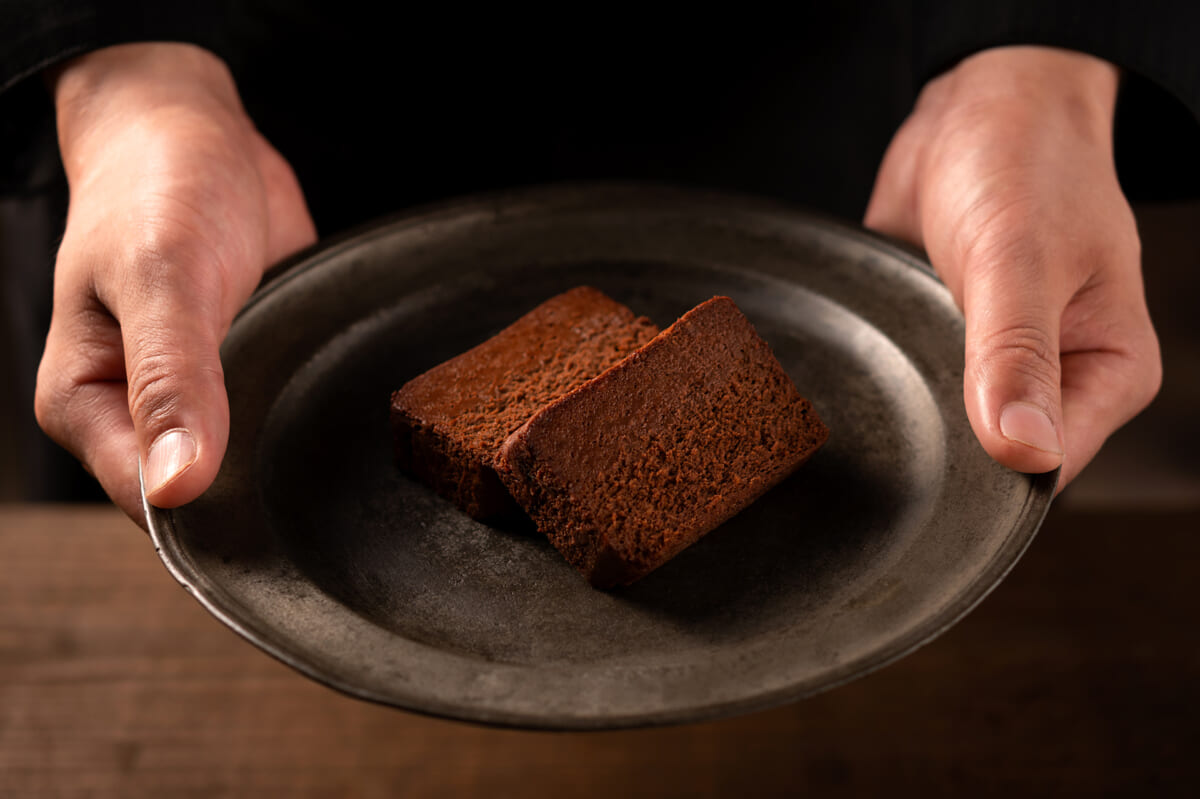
[865,46,1161,490]
[35,43,317,525]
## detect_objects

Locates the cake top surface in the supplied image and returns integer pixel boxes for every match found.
[392,286,658,458]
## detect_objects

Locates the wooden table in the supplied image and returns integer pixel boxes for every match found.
[2,502,1197,797]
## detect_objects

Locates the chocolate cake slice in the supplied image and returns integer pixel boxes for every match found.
[391,286,659,519]
[494,296,829,588]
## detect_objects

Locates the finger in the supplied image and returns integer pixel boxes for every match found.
[862,116,925,247]
[56,383,145,522]
[252,131,319,263]
[958,237,1067,477]
[112,246,234,510]
[35,306,146,523]
[1056,311,1162,486]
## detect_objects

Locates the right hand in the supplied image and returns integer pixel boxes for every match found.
[35,43,317,526]
[864,46,1161,491]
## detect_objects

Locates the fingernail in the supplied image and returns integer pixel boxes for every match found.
[145,428,197,496]
[999,403,1062,455]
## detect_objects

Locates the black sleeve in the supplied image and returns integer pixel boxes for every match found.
[0,1,237,190]
[912,0,1200,201]
[0,1,236,94]
[0,0,238,189]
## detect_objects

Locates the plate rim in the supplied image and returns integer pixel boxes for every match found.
[145,182,1059,730]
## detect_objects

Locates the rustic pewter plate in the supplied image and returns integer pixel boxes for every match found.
[145,183,1056,730]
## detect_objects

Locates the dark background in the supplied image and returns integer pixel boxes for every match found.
[1,10,1197,794]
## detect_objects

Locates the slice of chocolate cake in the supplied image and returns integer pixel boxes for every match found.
[494,296,829,588]
[391,287,659,519]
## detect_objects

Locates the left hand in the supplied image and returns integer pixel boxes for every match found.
[34,43,317,524]
[865,45,1161,490]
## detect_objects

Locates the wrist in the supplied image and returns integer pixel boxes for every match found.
[52,43,244,170]
[53,41,237,107]
[926,45,1120,146]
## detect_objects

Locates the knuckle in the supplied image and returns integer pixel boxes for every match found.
[121,215,253,323]
[126,222,203,294]
[33,349,79,443]
[1131,332,1163,410]
[1104,305,1163,415]
[126,351,184,429]
[125,346,224,433]
[980,322,1057,365]
[957,209,1042,278]
[33,363,101,461]
[972,323,1061,388]
[32,376,66,439]
[122,195,231,286]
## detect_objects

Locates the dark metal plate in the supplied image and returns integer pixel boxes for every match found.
[145,184,1056,730]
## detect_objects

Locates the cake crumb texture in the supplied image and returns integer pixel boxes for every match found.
[496,296,829,587]
[391,286,659,519]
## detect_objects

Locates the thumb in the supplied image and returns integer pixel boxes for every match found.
[960,245,1066,478]
[120,278,232,509]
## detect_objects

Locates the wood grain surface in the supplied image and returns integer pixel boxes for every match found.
[1,503,1197,797]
